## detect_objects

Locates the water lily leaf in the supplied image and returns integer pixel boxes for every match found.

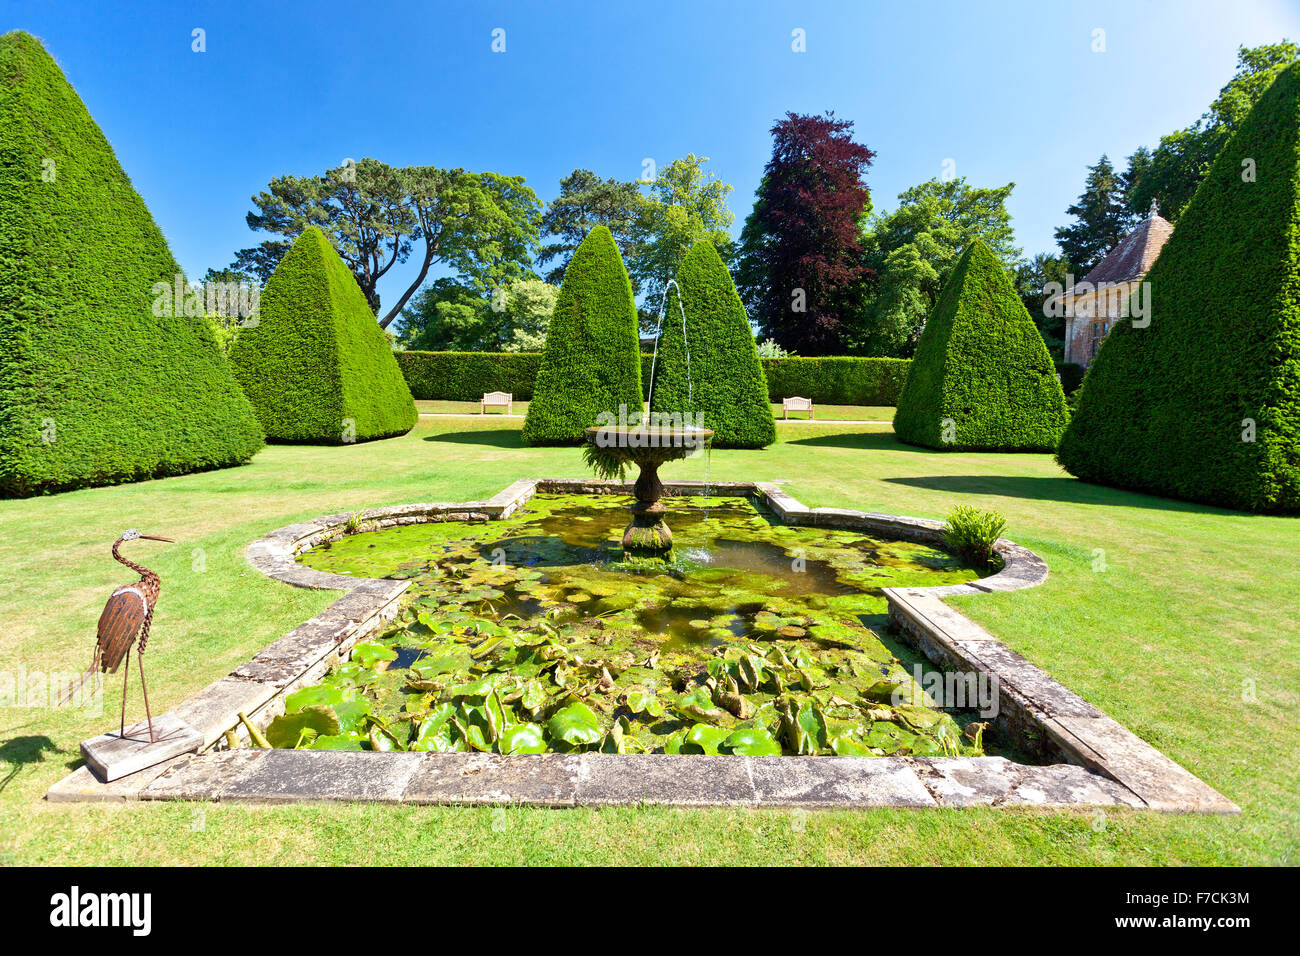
[829,735,873,756]
[625,686,665,718]
[721,727,782,756]
[411,702,457,751]
[332,699,373,734]
[682,723,731,755]
[266,704,341,749]
[499,722,548,754]
[284,684,351,714]
[545,701,604,748]
[352,641,398,669]
[674,686,728,723]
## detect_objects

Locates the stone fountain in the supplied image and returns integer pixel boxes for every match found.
[584,424,713,559]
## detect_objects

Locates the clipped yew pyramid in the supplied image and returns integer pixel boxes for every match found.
[0,31,263,496]
[229,227,416,444]
[648,240,774,447]
[894,240,1068,451]
[521,226,643,445]
[1059,63,1300,513]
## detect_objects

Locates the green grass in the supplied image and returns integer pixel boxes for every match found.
[416,400,894,422]
[1,417,1295,865]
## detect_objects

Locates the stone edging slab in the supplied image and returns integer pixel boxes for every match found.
[47,479,1237,814]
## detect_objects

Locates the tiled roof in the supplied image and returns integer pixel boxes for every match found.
[1082,209,1174,286]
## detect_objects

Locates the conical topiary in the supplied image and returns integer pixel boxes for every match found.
[0,31,264,496]
[1058,62,1300,513]
[894,239,1069,451]
[228,227,416,444]
[521,226,643,445]
[647,240,774,447]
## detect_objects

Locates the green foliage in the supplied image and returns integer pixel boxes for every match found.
[1055,362,1085,396]
[396,351,542,400]
[756,338,792,358]
[229,227,416,444]
[539,169,642,287]
[758,357,911,405]
[581,442,628,481]
[894,240,1069,451]
[629,154,735,307]
[942,506,1008,571]
[1015,252,1072,360]
[1059,62,1300,513]
[237,160,542,327]
[855,177,1020,356]
[1054,155,1135,273]
[395,350,912,406]
[1124,41,1299,222]
[0,31,263,496]
[648,241,774,448]
[521,227,644,444]
[397,276,557,352]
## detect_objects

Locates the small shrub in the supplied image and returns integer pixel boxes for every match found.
[942,505,1007,571]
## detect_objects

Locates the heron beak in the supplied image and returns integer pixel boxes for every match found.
[141,535,175,542]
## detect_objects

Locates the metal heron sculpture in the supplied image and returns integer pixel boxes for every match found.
[58,529,174,742]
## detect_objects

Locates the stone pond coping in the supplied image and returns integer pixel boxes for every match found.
[47,479,1238,815]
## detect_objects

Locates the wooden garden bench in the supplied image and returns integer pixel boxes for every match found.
[782,396,814,420]
[480,391,513,415]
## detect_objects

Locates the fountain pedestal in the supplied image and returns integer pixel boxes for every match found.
[584,425,713,560]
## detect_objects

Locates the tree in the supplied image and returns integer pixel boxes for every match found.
[853,177,1018,356]
[1059,62,1300,513]
[893,240,1068,452]
[737,113,875,355]
[629,154,734,310]
[397,276,557,352]
[1013,252,1071,360]
[539,169,641,286]
[1054,155,1133,273]
[648,241,775,448]
[1124,41,1299,222]
[521,227,643,445]
[228,227,416,444]
[236,159,543,327]
[0,31,263,496]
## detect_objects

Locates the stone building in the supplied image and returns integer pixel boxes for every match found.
[1053,201,1174,367]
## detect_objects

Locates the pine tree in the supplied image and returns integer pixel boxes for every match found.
[1054,155,1135,273]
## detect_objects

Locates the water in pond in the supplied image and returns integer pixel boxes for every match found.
[273,494,992,757]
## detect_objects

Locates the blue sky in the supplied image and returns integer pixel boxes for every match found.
[6,0,1299,306]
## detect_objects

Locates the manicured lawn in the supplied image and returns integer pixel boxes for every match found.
[415,399,894,422]
[1,417,1294,865]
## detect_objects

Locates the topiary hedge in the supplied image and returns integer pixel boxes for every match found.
[894,239,1069,451]
[0,31,264,496]
[1058,62,1300,513]
[521,226,643,445]
[647,241,774,447]
[228,226,416,444]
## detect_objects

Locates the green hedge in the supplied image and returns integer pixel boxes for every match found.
[521,226,643,445]
[1056,362,1085,396]
[229,227,416,444]
[757,356,910,406]
[1058,62,1300,513]
[648,241,774,447]
[399,351,912,406]
[894,239,1068,451]
[0,32,263,496]
[396,351,542,400]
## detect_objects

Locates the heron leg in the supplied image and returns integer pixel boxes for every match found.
[138,646,155,743]
[120,645,131,738]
